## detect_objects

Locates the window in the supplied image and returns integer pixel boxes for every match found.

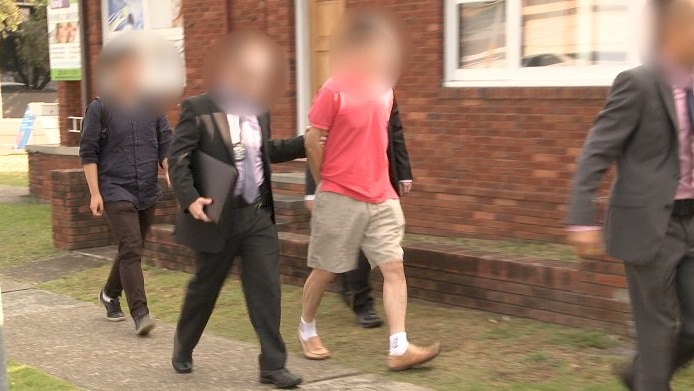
[444,0,649,87]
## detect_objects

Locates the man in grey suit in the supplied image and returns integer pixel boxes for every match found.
[567,1,694,390]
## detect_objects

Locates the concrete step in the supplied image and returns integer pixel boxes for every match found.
[272,171,305,195]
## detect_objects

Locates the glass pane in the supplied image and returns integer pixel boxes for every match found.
[521,0,630,68]
[459,1,507,69]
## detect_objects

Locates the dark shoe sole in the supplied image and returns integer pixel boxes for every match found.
[98,292,125,322]
[136,320,156,336]
[259,377,302,389]
[172,360,193,374]
[358,319,383,329]
[106,316,126,322]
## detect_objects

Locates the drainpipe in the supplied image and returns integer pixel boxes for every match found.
[78,0,90,113]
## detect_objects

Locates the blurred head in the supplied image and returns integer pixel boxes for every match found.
[204,31,288,115]
[654,0,694,67]
[331,9,407,90]
[97,31,185,110]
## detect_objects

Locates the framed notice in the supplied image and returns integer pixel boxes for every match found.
[47,0,82,80]
[101,0,185,63]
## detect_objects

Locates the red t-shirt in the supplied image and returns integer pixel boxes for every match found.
[309,78,398,203]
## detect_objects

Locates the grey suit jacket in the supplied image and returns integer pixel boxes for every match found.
[567,64,681,264]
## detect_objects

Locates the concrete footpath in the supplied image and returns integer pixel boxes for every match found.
[0,257,431,391]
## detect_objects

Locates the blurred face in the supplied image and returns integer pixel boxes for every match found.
[98,31,185,110]
[334,33,401,94]
[218,41,277,105]
[110,54,141,99]
[662,0,694,67]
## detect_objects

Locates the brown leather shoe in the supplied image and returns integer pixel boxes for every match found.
[388,342,441,371]
[298,333,331,360]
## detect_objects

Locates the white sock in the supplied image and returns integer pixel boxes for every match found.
[389,332,410,356]
[299,317,318,341]
[102,291,114,302]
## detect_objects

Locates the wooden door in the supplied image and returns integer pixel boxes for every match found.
[309,0,345,96]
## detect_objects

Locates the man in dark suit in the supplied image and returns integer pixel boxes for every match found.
[167,32,304,388]
[567,1,694,389]
[304,98,413,328]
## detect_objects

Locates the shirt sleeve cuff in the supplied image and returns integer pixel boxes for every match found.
[304,195,316,201]
[399,180,413,183]
[567,226,601,232]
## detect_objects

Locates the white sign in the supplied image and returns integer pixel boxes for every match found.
[101,0,185,62]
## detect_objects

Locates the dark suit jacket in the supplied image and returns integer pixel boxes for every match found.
[168,93,306,253]
[305,98,414,196]
[567,64,682,264]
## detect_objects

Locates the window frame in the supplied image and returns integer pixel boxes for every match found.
[443,0,648,87]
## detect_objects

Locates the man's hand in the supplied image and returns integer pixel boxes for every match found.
[304,199,315,212]
[188,197,213,222]
[306,127,328,148]
[567,229,605,258]
[90,193,104,216]
[399,182,412,195]
[162,158,172,189]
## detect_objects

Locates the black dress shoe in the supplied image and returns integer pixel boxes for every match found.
[355,307,383,328]
[172,353,193,374]
[259,368,302,389]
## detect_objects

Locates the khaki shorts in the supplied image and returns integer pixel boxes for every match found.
[307,191,405,273]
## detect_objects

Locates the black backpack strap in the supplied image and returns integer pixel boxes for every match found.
[93,97,112,134]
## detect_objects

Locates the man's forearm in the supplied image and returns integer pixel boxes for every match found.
[83,163,100,196]
[305,128,325,185]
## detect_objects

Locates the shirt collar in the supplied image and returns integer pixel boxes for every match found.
[659,55,694,89]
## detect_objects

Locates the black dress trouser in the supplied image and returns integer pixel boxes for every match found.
[175,207,287,371]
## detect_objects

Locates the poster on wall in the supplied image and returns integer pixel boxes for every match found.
[47,0,82,80]
[101,0,185,64]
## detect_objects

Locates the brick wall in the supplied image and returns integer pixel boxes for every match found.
[28,149,81,201]
[50,169,177,249]
[50,0,614,244]
[48,168,308,249]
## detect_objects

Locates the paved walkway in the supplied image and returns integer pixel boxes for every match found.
[0,253,431,391]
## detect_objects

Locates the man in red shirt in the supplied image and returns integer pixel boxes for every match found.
[299,11,440,371]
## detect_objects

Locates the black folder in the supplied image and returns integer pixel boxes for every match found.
[193,151,237,223]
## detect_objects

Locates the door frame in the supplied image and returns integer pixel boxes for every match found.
[294,2,311,136]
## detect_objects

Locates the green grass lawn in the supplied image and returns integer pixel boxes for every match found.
[8,361,78,390]
[0,154,28,188]
[0,172,28,188]
[0,202,59,269]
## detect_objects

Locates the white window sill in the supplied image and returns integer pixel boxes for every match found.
[442,79,615,88]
